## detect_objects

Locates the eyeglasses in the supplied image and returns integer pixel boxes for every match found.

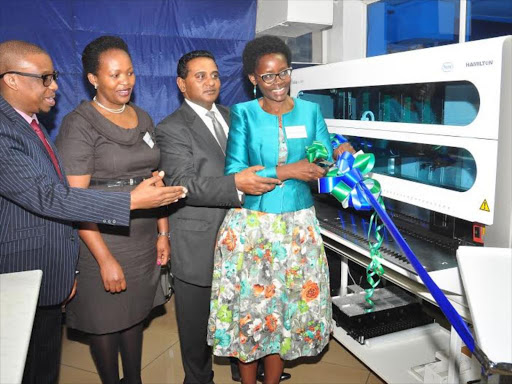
[255,68,292,84]
[0,70,59,87]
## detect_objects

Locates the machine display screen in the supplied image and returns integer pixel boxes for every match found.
[297,81,480,126]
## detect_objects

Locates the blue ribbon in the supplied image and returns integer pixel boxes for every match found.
[318,135,476,352]
[359,181,475,351]
[318,176,345,193]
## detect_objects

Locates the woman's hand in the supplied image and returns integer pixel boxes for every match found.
[278,159,326,182]
[99,258,126,293]
[333,142,356,160]
[156,235,170,266]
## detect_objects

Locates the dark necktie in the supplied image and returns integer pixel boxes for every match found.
[30,119,63,179]
[206,110,227,153]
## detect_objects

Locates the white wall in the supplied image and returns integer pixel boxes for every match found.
[322,0,367,63]
[255,0,369,64]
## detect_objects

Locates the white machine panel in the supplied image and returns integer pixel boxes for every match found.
[291,36,512,229]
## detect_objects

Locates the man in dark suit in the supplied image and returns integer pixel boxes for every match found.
[0,40,186,384]
[156,51,283,384]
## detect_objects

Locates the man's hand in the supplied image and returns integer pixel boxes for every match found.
[235,166,281,195]
[333,142,356,160]
[130,172,187,210]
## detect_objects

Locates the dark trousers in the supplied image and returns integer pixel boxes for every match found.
[22,305,63,384]
[174,277,214,384]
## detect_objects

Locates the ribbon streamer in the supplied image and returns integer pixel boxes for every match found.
[365,212,386,308]
[358,182,475,350]
[310,135,386,306]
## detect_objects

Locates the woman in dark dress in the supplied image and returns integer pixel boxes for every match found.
[56,36,184,384]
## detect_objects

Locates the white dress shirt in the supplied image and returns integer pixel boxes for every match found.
[185,99,229,148]
[184,99,244,202]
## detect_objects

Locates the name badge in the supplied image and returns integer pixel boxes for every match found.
[143,132,155,148]
[285,125,307,139]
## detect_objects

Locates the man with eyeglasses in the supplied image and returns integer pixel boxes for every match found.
[0,40,186,384]
[0,69,59,87]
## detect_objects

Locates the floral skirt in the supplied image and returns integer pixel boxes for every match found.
[207,207,332,362]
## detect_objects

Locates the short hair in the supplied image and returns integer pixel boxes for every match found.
[177,50,216,79]
[242,36,292,75]
[0,40,47,74]
[82,35,131,75]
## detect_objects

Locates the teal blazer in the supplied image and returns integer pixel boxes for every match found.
[225,98,333,214]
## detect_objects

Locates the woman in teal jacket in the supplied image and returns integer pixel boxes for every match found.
[207,36,351,384]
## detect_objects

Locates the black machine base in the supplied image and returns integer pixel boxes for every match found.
[332,286,434,345]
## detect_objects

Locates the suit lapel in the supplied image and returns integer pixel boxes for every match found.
[217,105,230,127]
[0,95,66,183]
[180,102,226,159]
[0,96,40,143]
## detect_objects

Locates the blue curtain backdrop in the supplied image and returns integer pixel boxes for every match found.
[0,0,256,139]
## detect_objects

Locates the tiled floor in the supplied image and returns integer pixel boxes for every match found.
[59,298,385,384]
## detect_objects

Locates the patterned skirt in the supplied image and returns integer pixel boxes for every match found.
[207,207,332,363]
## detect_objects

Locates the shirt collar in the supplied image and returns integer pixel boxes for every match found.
[14,108,38,125]
[185,99,220,117]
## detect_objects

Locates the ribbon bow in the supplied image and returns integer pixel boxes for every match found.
[328,151,380,211]
[306,141,329,164]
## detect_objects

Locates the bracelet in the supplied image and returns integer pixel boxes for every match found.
[158,232,170,239]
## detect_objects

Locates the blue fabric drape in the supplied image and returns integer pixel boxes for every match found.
[0,0,256,139]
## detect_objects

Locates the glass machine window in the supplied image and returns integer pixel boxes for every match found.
[367,0,461,57]
[297,81,479,126]
[297,82,478,192]
[466,0,512,42]
[366,0,511,56]
[344,136,476,192]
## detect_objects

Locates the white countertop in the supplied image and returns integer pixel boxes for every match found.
[457,246,512,364]
[0,270,42,384]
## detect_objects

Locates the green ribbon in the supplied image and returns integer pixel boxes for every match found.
[306,140,329,163]
[365,204,386,309]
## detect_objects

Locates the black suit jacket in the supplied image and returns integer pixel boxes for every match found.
[156,102,242,286]
[0,95,131,306]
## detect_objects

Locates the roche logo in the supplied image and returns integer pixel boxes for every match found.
[442,62,453,72]
[466,60,493,67]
